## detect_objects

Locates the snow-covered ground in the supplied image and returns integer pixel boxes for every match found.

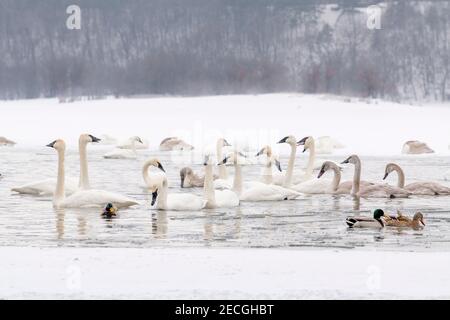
[1,247,449,299]
[1,94,449,156]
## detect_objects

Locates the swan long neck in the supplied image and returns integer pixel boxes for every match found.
[261,158,273,184]
[131,139,137,154]
[216,141,228,179]
[157,179,169,209]
[203,163,216,207]
[392,164,405,188]
[142,162,153,187]
[78,140,90,190]
[330,164,342,192]
[54,148,66,207]
[232,158,243,196]
[352,158,362,195]
[284,143,297,187]
[305,140,316,179]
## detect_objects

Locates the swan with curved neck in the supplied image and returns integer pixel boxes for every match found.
[255,146,282,184]
[48,139,139,208]
[277,135,298,187]
[219,151,302,201]
[143,158,206,211]
[384,163,450,195]
[296,136,316,181]
[341,155,410,198]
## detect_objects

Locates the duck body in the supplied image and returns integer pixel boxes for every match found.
[384,211,425,229]
[346,209,386,228]
[102,203,118,218]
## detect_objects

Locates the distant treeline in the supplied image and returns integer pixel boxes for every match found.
[0,0,448,101]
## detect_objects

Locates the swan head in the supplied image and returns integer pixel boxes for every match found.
[218,151,246,165]
[180,167,194,187]
[341,154,359,165]
[413,212,425,226]
[317,161,340,178]
[80,134,101,144]
[148,179,168,206]
[383,163,397,180]
[218,138,231,148]
[132,136,143,144]
[46,139,65,151]
[146,159,165,172]
[297,136,313,153]
[256,145,272,157]
[277,135,296,146]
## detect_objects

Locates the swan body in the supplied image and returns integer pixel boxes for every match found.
[275,135,306,187]
[341,155,410,198]
[47,139,138,209]
[0,136,16,146]
[159,137,194,151]
[255,146,283,184]
[104,136,143,159]
[402,140,434,154]
[384,163,450,195]
[143,159,206,211]
[346,209,386,228]
[117,137,149,150]
[219,152,302,202]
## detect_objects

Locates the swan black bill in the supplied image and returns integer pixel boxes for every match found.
[317,169,325,179]
[341,157,351,164]
[297,137,308,146]
[136,137,143,144]
[383,172,389,180]
[46,140,57,148]
[89,135,101,143]
[218,156,230,165]
[157,162,166,172]
[223,139,231,147]
[151,190,158,206]
[256,148,264,157]
[277,136,288,144]
[180,174,185,188]
[275,159,282,172]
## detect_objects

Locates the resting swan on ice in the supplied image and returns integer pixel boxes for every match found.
[219,151,302,201]
[11,133,99,195]
[341,155,410,198]
[104,136,143,159]
[143,159,206,211]
[383,163,450,195]
[47,139,139,209]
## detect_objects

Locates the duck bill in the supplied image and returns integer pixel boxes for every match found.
[420,219,426,226]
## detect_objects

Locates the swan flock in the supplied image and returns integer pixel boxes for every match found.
[4,134,449,217]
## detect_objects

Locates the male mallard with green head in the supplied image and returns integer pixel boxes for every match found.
[346,209,386,228]
[102,203,118,218]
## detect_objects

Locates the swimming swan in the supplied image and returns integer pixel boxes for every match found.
[213,138,234,189]
[104,136,143,159]
[10,133,100,195]
[203,156,240,208]
[383,163,450,195]
[48,139,139,209]
[341,155,410,198]
[220,152,302,201]
[159,137,194,151]
[255,146,282,184]
[315,161,374,194]
[144,159,206,211]
[180,167,218,188]
[274,135,306,187]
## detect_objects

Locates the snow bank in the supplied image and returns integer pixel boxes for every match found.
[1,94,449,156]
[1,247,449,299]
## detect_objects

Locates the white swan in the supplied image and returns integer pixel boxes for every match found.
[402,140,434,154]
[220,152,302,201]
[48,139,139,208]
[10,134,99,195]
[383,163,450,195]
[104,136,143,159]
[213,138,234,189]
[274,135,306,187]
[143,159,206,211]
[159,137,194,151]
[117,137,149,150]
[341,155,410,198]
[255,146,282,184]
[180,167,218,188]
[203,156,240,208]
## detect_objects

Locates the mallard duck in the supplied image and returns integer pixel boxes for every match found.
[346,209,386,228]
[102,203,118,218]
[384,211,425,229]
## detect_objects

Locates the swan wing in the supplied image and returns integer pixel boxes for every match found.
[215,190,240,207]
[11,177,78,195]
[64,190,139,208]
[166,193,205,211]
[291,179,332,194]
[406,182,450,195]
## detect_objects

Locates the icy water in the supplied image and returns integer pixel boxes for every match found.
[1,146,450,251]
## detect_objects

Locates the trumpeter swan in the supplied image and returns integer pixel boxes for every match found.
[143,159,205,211]
[48,139,139,209]
[180,167,218,188]
[315,161,374,194]
[275,135,305,187]
[341,155,410,198]
[11,133,100,195]
[402,140,434,154]
[104,136,143,159]
[219,152,302,201]
[255,146,282,184]
[117,137,149,150]
[383,163,450,195]
[159,137,194,151]
[203,156,240,208]
[213,138,234,189]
